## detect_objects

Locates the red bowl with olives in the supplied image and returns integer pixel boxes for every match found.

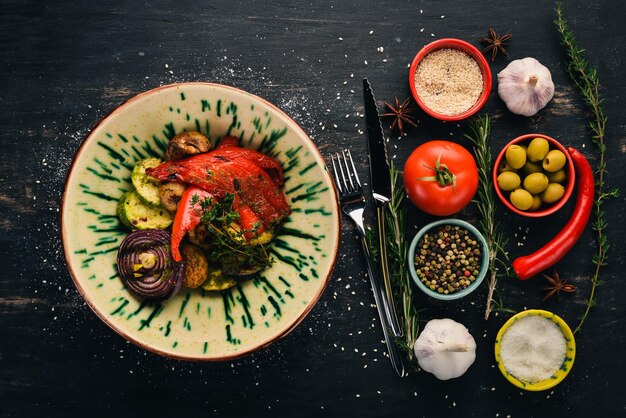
[408,219,489,301]
[493,134,576,217]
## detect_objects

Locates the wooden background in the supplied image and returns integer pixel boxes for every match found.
[1,0,624,416]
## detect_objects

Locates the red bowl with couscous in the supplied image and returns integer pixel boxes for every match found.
[409,38,492,121]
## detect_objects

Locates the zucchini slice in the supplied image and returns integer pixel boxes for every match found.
[201,269,237,291]
[131,158,163,207]
[117,190,173,230]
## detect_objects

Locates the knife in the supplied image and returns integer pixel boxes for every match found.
[363,78,403,338]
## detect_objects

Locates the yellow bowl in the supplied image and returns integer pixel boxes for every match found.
[494,309,576,391]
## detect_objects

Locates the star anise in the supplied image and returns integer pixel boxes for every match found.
[381,96,417,136]
[482,28,512,61]
[543,270,577,301]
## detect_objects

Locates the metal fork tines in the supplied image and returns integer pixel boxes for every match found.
[330,149,405,378]
[331,150,366,233]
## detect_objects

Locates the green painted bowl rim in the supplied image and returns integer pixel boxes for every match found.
[494,309,576,391]
[407,219,489,301]
[60,82,342,361]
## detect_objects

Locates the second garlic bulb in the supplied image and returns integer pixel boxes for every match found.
[498,57,555,117]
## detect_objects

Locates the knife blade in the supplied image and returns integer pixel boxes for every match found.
[363,78,403,338]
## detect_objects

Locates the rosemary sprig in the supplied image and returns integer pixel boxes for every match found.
[555,2,619,334]
[464,115,510,320]
[386,161,420,364]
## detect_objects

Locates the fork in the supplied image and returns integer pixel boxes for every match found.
[330,149,405,378]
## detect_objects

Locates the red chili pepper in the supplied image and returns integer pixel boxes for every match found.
[170,186,213,262]
[512,147,595,280]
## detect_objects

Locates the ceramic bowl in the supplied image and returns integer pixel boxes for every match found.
[494,309,576,391]
[493,133,575,217]
[61,82,341,360]
[408,38,492,121]
[407,219,489,301]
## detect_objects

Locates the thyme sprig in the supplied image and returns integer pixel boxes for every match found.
[464,115,510,320]
[555,2,619,334]
[386,161,420,365]
[194,193,272,269]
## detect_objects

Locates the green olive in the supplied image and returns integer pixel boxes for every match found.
[505,145,527,169]
[522,161,543,176]
[546,169,567,184]
[541,183,565,203]
[542,150,567,172]
[497,171,521,191]
[498,160,516,173]
[530,195,543,211]
[523,172,549,194]
[527,137,550,162]
[510,189,534,211]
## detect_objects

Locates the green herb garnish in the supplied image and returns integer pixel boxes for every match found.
[465,115,510,320]
[196,193,272,270]
[386,161,421,365]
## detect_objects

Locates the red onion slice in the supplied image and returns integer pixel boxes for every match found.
[116,229,185,300]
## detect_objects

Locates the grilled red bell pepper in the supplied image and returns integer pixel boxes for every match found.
[210,146,285,186]
[170,186,213,262]
[217,136,240,149]
[512,147,595,280]
[146,153,291,227]
[232,195,266,240]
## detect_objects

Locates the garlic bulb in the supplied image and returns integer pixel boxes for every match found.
[498,57,555,116]
[414,318,476,380]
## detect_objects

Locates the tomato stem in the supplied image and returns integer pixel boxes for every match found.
[416,153,457,189]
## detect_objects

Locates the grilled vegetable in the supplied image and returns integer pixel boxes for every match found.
[146,152,290,227]
[170,186,214,262]
[180,243,209,288]
[116,229,184,300]
[131,158,163,207]
[165,131,212,161]
[116,190,173,230]
[158,181,186,213]
[201,269,237,291]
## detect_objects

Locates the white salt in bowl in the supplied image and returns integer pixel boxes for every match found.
[409,38,492,121]
[494,309,576,391]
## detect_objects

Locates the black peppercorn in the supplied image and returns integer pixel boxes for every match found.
[414,224,482,295]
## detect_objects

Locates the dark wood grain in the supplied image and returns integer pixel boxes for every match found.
[1,0,625,417]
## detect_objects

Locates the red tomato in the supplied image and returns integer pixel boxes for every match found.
[403,140,478,216]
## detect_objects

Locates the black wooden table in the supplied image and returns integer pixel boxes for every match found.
[2,1,624,417]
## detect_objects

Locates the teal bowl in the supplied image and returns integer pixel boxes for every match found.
[408,219,489,301]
